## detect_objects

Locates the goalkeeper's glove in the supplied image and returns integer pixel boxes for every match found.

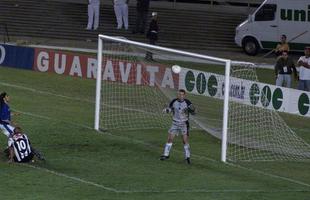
[187,104,196,115]
[182,108,189,115]
[162,108,172,114]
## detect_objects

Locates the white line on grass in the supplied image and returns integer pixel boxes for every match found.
[2,81,310,190]
[227,163,310,188]
[21,162,310,194]
[23,164,119,193]
[14,109,310,191]
[0,82,94,103]
[14,110,95,131]
[18,109,310,190]
[0,82,168,118]
[122,189,310,193]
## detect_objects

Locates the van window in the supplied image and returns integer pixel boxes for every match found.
[255,4,277,21]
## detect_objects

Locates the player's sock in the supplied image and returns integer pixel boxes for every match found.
[184,143,190,159]
[163,143,172,157]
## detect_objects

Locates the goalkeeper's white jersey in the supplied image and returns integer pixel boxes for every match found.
[169,98,193,123]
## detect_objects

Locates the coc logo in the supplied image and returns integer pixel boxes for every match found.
[298,93,310,115]
[249,84,283,110]
[250,83,310,116]
[185,70,218,96]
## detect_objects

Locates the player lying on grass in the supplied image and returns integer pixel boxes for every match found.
[160,89,196,164]
[8,127,45,163]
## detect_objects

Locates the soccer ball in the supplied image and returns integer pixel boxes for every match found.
[172,65,181,74]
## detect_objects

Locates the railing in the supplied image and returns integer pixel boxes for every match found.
[171,0,263,7]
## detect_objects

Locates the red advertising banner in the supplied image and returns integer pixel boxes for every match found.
[33,48,179,89]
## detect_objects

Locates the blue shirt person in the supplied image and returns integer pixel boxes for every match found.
[0,92,15,137]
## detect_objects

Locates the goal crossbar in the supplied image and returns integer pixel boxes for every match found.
[96,34,232,162]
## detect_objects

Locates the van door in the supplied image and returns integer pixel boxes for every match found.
[253,3,278,50]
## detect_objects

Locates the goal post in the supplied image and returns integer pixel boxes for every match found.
[95,36,103,131]
[221,60,231,162]
[95,34,310,162]
[95,34,231,162]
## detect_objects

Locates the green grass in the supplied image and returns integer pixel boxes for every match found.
[0,66,309,200]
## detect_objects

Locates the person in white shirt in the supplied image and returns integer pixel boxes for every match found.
[86,0,100,30]
[114,0,129,30]
[297,47,310,91]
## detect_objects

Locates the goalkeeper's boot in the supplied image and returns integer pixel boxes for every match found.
[185,157,191,164]
[160,155,169,161]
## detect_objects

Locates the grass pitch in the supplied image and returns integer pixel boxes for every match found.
[0,66,309,200]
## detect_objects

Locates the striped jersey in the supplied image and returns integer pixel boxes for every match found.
[8,133,32,162]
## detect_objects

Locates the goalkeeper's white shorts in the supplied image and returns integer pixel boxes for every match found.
[168,120,189,136]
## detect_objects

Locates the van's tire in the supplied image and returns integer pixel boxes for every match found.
[242,37,260,56]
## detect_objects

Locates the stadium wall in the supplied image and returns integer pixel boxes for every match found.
[0,43,309,117]
[0,44,34,70]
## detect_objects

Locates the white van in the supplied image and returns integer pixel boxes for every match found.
[235,0,310,55]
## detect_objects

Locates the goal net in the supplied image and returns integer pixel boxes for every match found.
[95,35,310,162]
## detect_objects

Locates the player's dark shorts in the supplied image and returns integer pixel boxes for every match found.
[14,153,34,163]
[168,120,189,135]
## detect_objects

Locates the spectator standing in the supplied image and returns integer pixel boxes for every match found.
[86,0,100,30]
[274,51,297,88]
[114,0,129,30]
[297,47,310,91]
[133,0,150,34]
[275,35,290,56]
[145,12,159,60]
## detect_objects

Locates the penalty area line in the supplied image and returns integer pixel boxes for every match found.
[23,164,120,193]
[22,162,310,194]
[13,108,310,190]
[16,110,310,189]
[14,109,95,131]
[0,81,93,103]
[227,162,310,188]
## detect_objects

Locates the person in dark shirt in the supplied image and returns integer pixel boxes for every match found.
[145,12,159,60]
[132,0,150,34]
[274,51,297,88]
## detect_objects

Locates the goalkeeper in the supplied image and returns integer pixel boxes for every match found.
[160,89,196,164]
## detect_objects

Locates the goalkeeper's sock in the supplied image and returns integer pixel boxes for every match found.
[184,143,191,159]
[163,143,172,157]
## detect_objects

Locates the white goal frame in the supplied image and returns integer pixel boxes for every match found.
[95,34,231,162]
